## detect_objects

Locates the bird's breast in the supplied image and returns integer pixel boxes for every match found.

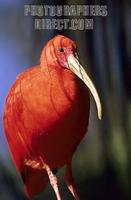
[17,67,89,129]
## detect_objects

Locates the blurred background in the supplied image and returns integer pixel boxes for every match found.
[0,0,131,199]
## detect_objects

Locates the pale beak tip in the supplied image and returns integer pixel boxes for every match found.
[98,110,102,120]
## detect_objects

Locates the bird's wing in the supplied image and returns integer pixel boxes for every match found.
[4,66,50,198]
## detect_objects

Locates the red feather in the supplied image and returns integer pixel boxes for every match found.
[4,35,90,199]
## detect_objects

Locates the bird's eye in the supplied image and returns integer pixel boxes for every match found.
[59,48,64,52]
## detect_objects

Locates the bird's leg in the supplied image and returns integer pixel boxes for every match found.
[45,164,62,200]
[64,162,81,200]
[39,157,62,200]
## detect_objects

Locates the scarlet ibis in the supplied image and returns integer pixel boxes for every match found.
[4,35,102,200]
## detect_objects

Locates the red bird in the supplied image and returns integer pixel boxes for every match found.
[4,35,102,200]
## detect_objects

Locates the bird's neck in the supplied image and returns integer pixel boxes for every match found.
[40,55,77,104]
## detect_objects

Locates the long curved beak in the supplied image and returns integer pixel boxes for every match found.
[67,54,102,120]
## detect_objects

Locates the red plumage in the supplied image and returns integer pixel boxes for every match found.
[4,35,101,200]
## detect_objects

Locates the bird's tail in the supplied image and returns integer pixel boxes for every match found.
[21,166,48,198]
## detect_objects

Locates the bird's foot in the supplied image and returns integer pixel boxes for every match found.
[65,163,81,200]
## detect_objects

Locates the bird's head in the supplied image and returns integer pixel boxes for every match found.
[40,35,102,120]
